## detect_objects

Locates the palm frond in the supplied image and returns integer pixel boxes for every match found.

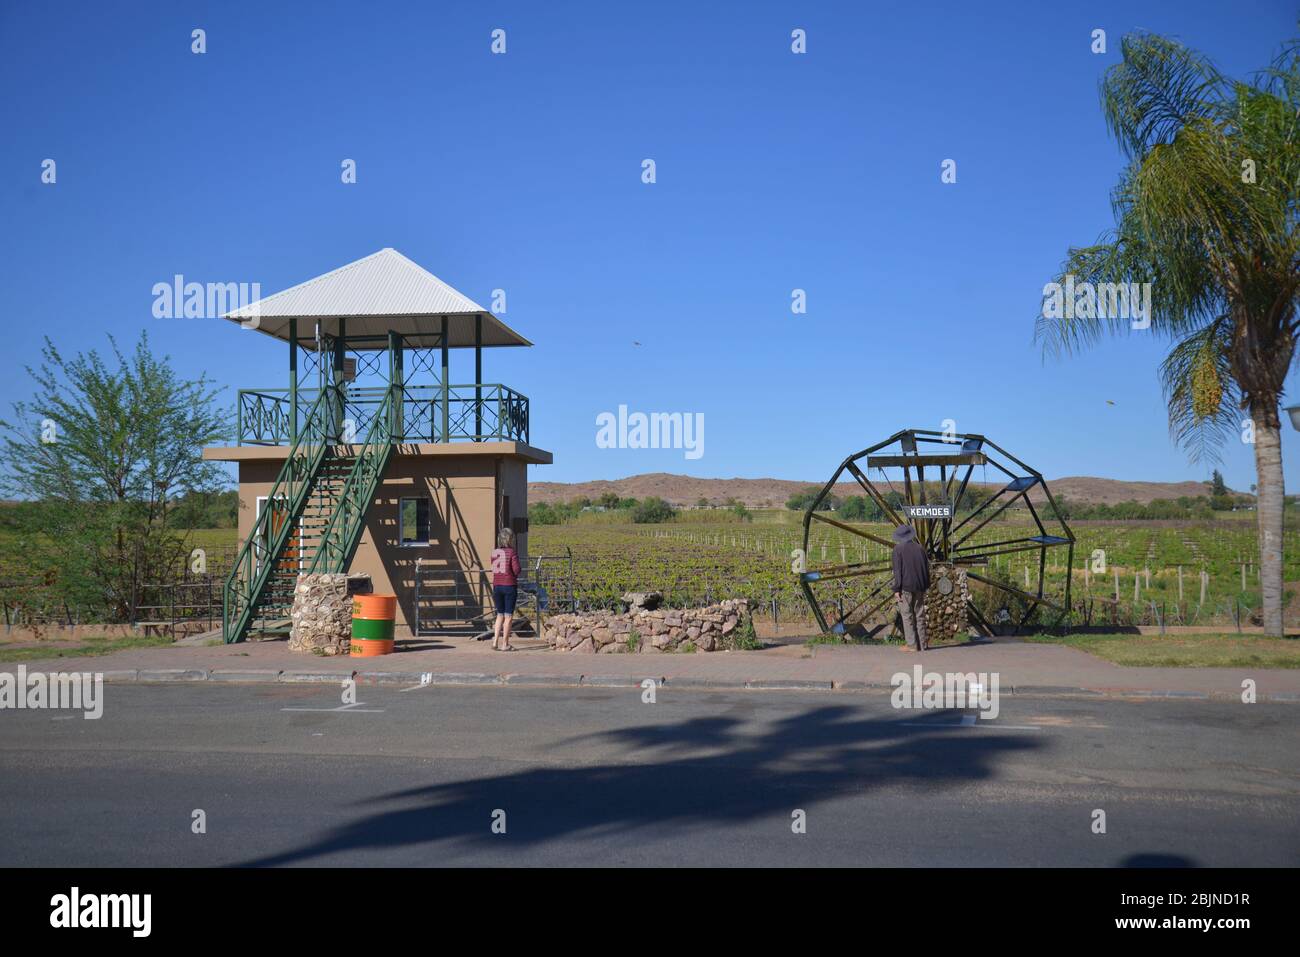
[1160,317,1241,464]
[1255,32,1300,105]
[1034,238,1151,358]
[1101,34,1227,159]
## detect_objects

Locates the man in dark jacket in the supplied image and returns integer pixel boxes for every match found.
[891,524,931,651]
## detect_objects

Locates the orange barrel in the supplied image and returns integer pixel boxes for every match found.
[350,638,394,657]
[352,594,397,620]
[351,593,397,657]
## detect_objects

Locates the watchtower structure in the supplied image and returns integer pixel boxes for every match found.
[203,248,551,642]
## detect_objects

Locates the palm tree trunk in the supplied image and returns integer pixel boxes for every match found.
[1251,407,1285,636]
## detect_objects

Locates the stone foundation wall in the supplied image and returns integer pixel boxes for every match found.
[544,599,754,653]
[2,624,147,643]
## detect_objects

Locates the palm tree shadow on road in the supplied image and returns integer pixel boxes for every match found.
[237,704,1044,866]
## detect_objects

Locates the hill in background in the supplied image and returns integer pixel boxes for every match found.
[528,472,1228,508]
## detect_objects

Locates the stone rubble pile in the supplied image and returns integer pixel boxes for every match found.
[925,564,970,643]
[544,596,754,654]
[288,573,372,655]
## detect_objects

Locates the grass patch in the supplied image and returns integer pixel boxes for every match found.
[806,633,855,647]
[0,635,175,663]
[1023,632,1300,668]
[804,634,833,646]
[725,616,763,651]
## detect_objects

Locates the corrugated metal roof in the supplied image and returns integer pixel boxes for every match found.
[223,248,530,349]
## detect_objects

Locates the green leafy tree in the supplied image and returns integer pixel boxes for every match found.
[1208,469,1232,509]
[0,334,228,621]
[528,502,561,525]
[838,495,870,521]
[631,496,677,524]
[168,489,238,529]
[786,487,837,511]
[1036,33,1299,635]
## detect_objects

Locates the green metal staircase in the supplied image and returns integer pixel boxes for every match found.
[222,386,398,643]
[304,388,396,575]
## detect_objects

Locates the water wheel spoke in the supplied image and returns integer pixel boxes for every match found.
[845,461,905,526]
[808,510,895,548]
[826,579,893,631]
[854,588,898,626]
[802,560,893,582]
[966,569,1063,613]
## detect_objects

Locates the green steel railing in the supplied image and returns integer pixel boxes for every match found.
[221,388,338,644]
[237,389,292,445]
[305,386,397,574]
[235,384,529,445]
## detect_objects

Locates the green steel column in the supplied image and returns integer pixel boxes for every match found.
[440,316,449,442]
[474,316,482,441]
[288,317,298,444]
[334,318,347,441]
[388,330,404,440]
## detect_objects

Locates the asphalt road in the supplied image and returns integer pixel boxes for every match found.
[0,682,1296,866]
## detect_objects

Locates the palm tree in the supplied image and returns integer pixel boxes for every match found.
[1037,32,1298,635]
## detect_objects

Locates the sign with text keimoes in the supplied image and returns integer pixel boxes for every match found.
[903,502,952,520]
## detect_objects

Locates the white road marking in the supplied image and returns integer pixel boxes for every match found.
[281,702,385,713]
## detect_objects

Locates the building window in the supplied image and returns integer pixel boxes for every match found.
[399,497,430,545]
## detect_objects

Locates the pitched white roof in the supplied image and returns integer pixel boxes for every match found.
[224,248,530,349]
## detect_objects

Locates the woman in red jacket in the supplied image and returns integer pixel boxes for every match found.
[490,528,521,651]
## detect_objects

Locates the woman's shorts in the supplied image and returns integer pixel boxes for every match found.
[493,585,518,615]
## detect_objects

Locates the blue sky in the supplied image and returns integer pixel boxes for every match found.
[1,0,1296,492]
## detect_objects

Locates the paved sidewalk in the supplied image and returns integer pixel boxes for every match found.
[3,635,1298,700]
